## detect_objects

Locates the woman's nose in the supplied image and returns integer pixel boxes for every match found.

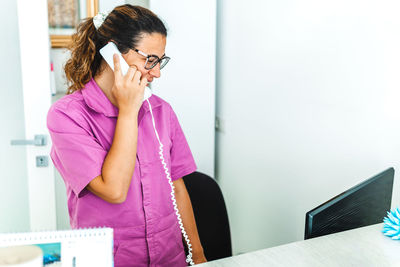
[149,63,161,78]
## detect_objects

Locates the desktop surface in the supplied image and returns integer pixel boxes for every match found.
[198,223,400,267]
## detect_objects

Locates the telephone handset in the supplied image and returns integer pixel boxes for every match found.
[99,43,195,265]
[99,42,152,102]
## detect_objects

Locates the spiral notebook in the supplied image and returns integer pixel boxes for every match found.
[0,228,113,267]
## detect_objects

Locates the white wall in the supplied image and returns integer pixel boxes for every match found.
[150,0,216,177]
[216,0,400,254]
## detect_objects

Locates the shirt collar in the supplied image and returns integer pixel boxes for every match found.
[82,78,163,118]
[82,78,118,117]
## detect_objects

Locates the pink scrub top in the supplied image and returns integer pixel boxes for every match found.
[47,78,197,267]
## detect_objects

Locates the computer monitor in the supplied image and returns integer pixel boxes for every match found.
[305,167,394,239]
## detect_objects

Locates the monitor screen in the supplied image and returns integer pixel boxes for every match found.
[305,167,394,239]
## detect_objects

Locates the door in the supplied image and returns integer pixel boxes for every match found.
[0,0,56,232]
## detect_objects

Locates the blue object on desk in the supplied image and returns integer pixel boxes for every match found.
[382,207,400,240]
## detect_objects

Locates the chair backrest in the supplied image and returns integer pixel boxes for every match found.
[183,171,232,261]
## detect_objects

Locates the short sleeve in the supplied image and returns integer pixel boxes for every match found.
[169,108,197,181]
[47,106,107,197]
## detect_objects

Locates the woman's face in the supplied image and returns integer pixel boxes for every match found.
[122,33,167,83]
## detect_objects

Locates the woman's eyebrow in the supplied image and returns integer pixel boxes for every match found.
[149,52,166,58]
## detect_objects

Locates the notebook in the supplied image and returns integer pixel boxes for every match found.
[0,228,113,267]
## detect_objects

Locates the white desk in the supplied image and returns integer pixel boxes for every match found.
[198,224,400,267]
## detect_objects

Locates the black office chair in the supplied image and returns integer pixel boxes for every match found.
[182,171,232,261]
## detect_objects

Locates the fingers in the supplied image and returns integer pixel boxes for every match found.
[113,54,122,79]
[114,56,137,83]
[132,68,142,85]
[126,65,137,81]
[139,77,148,87]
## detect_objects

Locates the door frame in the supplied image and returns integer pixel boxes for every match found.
[17,0,57,231]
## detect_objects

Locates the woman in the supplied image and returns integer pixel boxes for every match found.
[47,4,206,267]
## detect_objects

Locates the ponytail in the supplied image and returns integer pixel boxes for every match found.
[64,18,100,94]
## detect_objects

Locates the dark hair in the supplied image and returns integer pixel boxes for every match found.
[64,4,167,94]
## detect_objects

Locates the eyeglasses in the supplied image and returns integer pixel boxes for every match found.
[133,48,170,70]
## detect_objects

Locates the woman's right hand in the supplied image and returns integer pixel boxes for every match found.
[112,53,148,114]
